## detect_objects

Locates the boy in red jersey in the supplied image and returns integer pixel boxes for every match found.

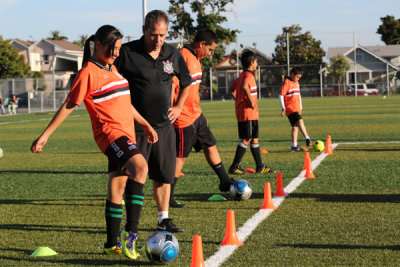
[170,30,235,208]
[229,50,276,174]
[279,67,312,152]
[30,25,157,260]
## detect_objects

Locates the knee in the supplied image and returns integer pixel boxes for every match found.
[135,164,148,180]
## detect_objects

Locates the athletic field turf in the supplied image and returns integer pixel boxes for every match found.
[0,96,399,266]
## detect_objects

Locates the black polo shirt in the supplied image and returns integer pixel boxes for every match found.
[115,36,192,133]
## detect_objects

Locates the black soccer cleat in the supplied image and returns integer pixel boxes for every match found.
[169,199,186,208]
[290,146,306,152]
[219,178,235,192]
[157,218,183,233]
[228,165,244,175]
[256,166,277,174]
[306,139,312,147]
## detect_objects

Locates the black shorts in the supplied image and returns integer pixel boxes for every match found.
[288,112,302,126]
[175,113,217,158]
[105,136,141,173]
[238,120,259,140]
[136,124,175,184]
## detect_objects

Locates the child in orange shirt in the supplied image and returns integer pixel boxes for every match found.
[30,25,157,260]
[279,67,312,151]
[229,50,276,174]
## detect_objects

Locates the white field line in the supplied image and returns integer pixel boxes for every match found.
[204,143,339,267]
[0,115,85,125]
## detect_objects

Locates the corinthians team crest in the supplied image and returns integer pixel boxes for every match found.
[163,60,174,74]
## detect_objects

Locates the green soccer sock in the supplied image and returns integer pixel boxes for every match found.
[105,200,123,248]
[124,179,144,233]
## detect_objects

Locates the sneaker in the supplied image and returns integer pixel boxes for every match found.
[228,165,244,175]
[291,146,306,152]
[256,166,277,174]
[120,230,139,259]
[157,218,183,233]
[169,199,186,208]
[219,178,235,192]
[103,241,122,255]
[306,139,312,147]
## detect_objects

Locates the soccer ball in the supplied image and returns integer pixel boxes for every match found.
[145,231,179,264]
[230,179,252,201]
[0,147,3,158]
[313,140,325,152]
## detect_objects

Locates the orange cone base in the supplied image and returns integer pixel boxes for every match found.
[245,168,256,173]
[260,149,268,154]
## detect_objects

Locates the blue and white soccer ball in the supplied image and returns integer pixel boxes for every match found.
[230,179,253,201]
[145,231,179,264]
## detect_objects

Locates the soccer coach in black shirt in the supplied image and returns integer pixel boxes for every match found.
[115,10,192,233]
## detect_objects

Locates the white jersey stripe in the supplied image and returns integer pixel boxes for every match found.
[93,90,130,103]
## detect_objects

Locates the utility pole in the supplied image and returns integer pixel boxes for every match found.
[287,32,290,75]
[143,0,147,25]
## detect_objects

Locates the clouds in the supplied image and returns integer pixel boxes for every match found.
[0,0,21,10]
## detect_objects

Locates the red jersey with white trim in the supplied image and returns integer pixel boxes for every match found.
[173,45,202,128]
[279,77,301,115]
[233,70,259,122]
[66,60,135,153]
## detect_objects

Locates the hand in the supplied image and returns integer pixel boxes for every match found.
[281,109,285,117]
[143,125,158,144]
[168,106,182,123]
[30,136,48,153]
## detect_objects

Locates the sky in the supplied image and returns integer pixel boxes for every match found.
[0,0,397,61]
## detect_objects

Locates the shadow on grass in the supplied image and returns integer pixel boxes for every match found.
[0,255,153,266]
[0,198,104,206]
[289,193,400,203]
[277,243,400,251]
[0,223,103,234]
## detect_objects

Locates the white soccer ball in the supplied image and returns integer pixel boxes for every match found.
[0,147,3,158]
[145,231,179,264]
[230,179,252,201]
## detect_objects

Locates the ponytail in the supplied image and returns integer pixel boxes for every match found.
[82,35,95,66]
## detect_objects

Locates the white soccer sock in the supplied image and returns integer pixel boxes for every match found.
[305,136,310,140]
[292,142,297,148]
[158,211,169,223]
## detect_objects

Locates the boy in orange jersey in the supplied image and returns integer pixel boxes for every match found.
[170,30,235,207]
[279,67,312,152]
[229,50,276,174]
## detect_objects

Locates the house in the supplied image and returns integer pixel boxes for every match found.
[325,45,399,89]
[11,39,83,90]
[214,46,274,97]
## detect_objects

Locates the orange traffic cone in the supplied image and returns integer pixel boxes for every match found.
[260,182,277,209]
[220,210,243,246]
[273,173,287,197]
[324,135,333,155]
[305,158,315,179]
[260,149,268,154]
[302,152,310,170]
[190,235,205,267]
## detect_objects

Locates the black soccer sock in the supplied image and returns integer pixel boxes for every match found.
[105,200,123,248]
[170,177,178,202]
[250,143,264,169]
[211,162,232,183]
[232,142,247,167]
[124,179,144,233]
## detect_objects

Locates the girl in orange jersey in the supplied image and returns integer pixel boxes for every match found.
[30,25,157,260]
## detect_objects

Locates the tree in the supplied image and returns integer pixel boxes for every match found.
[377,15,400,45]
[327,55,350,96]
[73,34,88,48]
[0,36,30,79]
[168,0,239,67]
[273,25,325,65]
[49,30,68,40]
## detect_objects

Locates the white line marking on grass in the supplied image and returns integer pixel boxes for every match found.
[0,114,86,125]
[204,143,339,267]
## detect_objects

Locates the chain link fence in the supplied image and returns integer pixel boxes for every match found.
[0,62,398,114]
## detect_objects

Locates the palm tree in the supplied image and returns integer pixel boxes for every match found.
[49,31,68,40]
[73,34,88,48]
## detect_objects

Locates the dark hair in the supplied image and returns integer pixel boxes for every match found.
[144,10,169,30]
[82,25,123,66]
[194,30,218,46]
[290,67,303,75]
[240,49,257,69]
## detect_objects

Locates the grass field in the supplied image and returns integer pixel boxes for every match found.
[0,96,399,266]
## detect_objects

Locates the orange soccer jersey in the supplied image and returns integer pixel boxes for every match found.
[66,60,135,153]
[233,70,259,122]
[173,46,202,128]
[280,77,301,115]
